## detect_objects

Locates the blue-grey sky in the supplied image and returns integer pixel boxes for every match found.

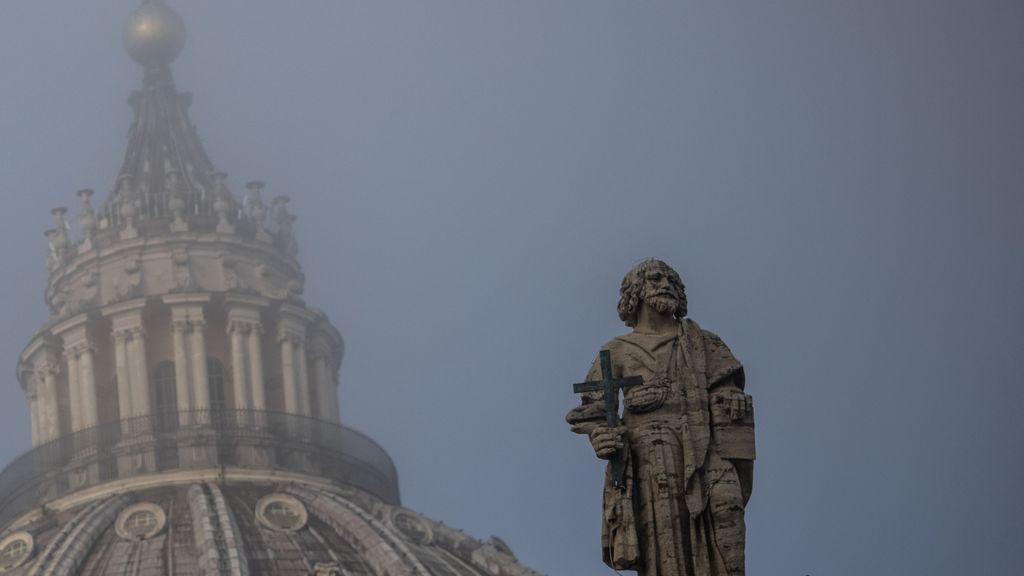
[2,1,1023,574]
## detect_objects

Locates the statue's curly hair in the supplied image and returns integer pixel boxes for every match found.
[617,259,687,327]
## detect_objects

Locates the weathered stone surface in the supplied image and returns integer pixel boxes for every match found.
[568,259,755,576]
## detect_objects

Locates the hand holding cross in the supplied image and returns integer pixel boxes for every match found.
[572,350,643,488]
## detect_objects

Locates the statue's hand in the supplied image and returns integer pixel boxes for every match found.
[713,390,753,421]
[589,425,627,460]
[624,385,667,413]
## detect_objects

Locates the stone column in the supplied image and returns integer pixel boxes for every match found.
[278,305,316,418]
[106,315,157,476]
[113,329,133,420]
[280,335,298,414]
[104,302,151,429]
[55,317,99,487]
[77,343,98,430]
[66,351,81,432]
[296,337,311,417]
[229,321,249,411]
[35,358,61,442]
[311,352,340,423]
[172,319,192,423]
[128,327,151,420]
[248,326,266,411]
[190,319,210,413]
[311,353,327,421]
[27,382,40,446]
[165,294,212,426]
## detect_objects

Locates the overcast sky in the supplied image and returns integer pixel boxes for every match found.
[1,1,1022,575]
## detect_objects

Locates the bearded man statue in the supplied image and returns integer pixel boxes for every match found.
[567,259,755,576]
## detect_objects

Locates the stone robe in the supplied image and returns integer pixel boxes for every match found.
[567,318,755,576]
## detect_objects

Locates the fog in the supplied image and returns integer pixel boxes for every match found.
[1,1,1022,574]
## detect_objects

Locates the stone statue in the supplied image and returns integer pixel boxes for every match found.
[567,259,755,576]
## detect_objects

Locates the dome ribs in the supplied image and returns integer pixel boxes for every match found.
[187,483,250,576]
[27,494,132,576]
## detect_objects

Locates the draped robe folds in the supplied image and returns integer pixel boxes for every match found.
[567,319,755,576]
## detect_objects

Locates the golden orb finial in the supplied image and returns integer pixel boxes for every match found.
[123,1,186,67]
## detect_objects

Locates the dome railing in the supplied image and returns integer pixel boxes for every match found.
[0,409,399,529]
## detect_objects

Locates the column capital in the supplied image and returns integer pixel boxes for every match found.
[172,319,190,333]
[307,339,333,361]
[277,330,305,346]
[112,328,133,343]
[23,376,39,398]
[33,358,61,378]
[227,320,256,335]
[65,340,96,358]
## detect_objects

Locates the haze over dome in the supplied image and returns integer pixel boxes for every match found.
[123,0,185,67]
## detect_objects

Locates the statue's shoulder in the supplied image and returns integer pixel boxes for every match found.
[683,317,726,346]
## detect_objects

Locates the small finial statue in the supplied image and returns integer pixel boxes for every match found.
[271,195,298,257]
[167,169,189,232]
[567,259,755,576]
[48,207,71,268]
[245,180,271,243]
[77,188,96,251]
[117,174,139,240]
[211,172,235,234]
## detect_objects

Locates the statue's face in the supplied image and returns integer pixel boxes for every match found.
[640,265,682,316]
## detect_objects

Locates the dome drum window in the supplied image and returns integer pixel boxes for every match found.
[256,494,308,532]
[0,532,33,573]
[115,503,167,541]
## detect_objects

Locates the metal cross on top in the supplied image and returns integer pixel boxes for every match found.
[572,349,643,488]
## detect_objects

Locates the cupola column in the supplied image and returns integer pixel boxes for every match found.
[112,329,133,421]
[248,325,266,411]
[310,350,339,422]
[166,295,212,426]
[278,306,314,417]
[228,321,248,411]
[27,342,62,444]
[106,302,152,425]
[128,327,152,418]
[26,381,40,446]
[56,318,97,432]
[190,318,210,413]
[308,335,340,423]
[171,319,192,424]
[280,333,299,414]
[225,297,268,418]
[296,338,311,416]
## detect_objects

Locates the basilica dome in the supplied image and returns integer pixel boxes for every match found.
[0,479,532,576]
[0,4,540,576]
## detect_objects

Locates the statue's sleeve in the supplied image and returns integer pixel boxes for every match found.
[703,329,745,390]
[703,330,756,461]
[565,351,612,436]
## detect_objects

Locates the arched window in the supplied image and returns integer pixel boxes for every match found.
[153,361,178,434]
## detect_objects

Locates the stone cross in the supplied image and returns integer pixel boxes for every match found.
[572,350,643,487]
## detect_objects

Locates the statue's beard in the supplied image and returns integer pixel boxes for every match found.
[644,295,677,315]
